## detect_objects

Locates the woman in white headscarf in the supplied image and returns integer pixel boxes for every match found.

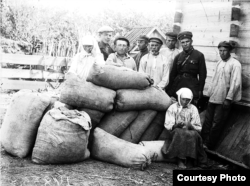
[67,35,105,80]
[162,88,207,169]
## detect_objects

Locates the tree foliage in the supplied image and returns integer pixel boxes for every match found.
[0,0,174,56]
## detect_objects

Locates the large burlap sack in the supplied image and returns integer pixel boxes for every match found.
[139,141,176,163]
[116,87,172,111]
[140,111,165,141]
[86,63,153,90]
[60,74,116,112]
[32,107,91,164]
[98,111,138,137]
[78,108,105,129]
[0,90,51,158]
[120,110,157,143]
[91,127,151,169]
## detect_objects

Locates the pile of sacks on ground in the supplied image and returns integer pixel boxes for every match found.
[0,63,177,170]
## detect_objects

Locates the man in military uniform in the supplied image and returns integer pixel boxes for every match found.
[166,31,207,106]
[133,35,149,71]
[98,26,115,61]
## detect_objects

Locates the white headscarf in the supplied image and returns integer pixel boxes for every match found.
[80,35,105,64]
[176,88,193,112]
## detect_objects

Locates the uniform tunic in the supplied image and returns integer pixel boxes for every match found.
[139,53,170,90]
[167,48,207,99]
[98,41,114,61]
[106,52,137,71]
[133,47,149,71]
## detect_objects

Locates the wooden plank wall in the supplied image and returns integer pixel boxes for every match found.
[176,0,250,168]
[176,0,250,105]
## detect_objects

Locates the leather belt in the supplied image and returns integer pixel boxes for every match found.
[181,73,196,78]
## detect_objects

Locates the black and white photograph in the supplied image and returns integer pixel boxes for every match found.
[0,0,250,185]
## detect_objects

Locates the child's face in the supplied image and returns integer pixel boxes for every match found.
[180,97,191,108]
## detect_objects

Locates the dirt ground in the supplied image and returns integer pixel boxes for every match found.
[0,91,230,186]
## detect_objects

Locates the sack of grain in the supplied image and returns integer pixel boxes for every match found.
[116,87,172,111]
[60,73,116,112]
[120,110,157,143]
[98,111,138,137]
[91,127,151,169]
[0,90,51,158]
[87,63,153,90]
[140,111,165,141]
[139,141,176,163]
[32,107,91,164]
[78,108,105,129]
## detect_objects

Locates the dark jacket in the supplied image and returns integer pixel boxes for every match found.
[167,48,207,99]
[98,41,114,61]
[133,47,149,71]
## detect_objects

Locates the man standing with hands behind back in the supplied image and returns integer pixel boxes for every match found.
[201,41,242,150]
[166,31,207,106]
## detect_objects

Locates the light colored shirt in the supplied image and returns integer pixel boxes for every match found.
[139,53,170,89]
[160,47,180,71]
[208,56,242,104]
[68,50,105,80]
[106,52,137,71]
[164,103,201,132]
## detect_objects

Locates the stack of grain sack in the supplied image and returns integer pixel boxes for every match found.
[0,89,92,164]
[59,63,173,167]
[0,63,174,169]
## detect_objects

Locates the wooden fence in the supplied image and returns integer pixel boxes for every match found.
[0,54,71,90]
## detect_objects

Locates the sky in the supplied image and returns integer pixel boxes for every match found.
[28,0,176,16]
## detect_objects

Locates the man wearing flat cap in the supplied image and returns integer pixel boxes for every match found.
[160,32,180,71]
[106,36,137,71]
[98,25,115,61]
[166,31,207,106]
[133,35,149,71]
[201,41,242,150]
[139,37,170,90]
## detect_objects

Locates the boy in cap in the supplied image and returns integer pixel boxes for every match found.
[166,31,207,106]
[139,37,170,90]
[133,35,149,71]
[160,32,180,71]
[98,26,115,61]
[106,36,136,71]
[201,41,242,150]
[68,36,105,80]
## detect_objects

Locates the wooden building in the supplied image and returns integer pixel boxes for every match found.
[174,0,250,168]
[124,27,168,56]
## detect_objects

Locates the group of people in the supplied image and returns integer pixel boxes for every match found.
[67,25,242,169]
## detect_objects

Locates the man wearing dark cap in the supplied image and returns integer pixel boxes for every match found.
[106,36,136,70]
[166,31,207,106]
[133,35,149,71]
[98,26,115,61]
[160,32,180,71]
[139,37,170,90]
[201,41,242,150]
